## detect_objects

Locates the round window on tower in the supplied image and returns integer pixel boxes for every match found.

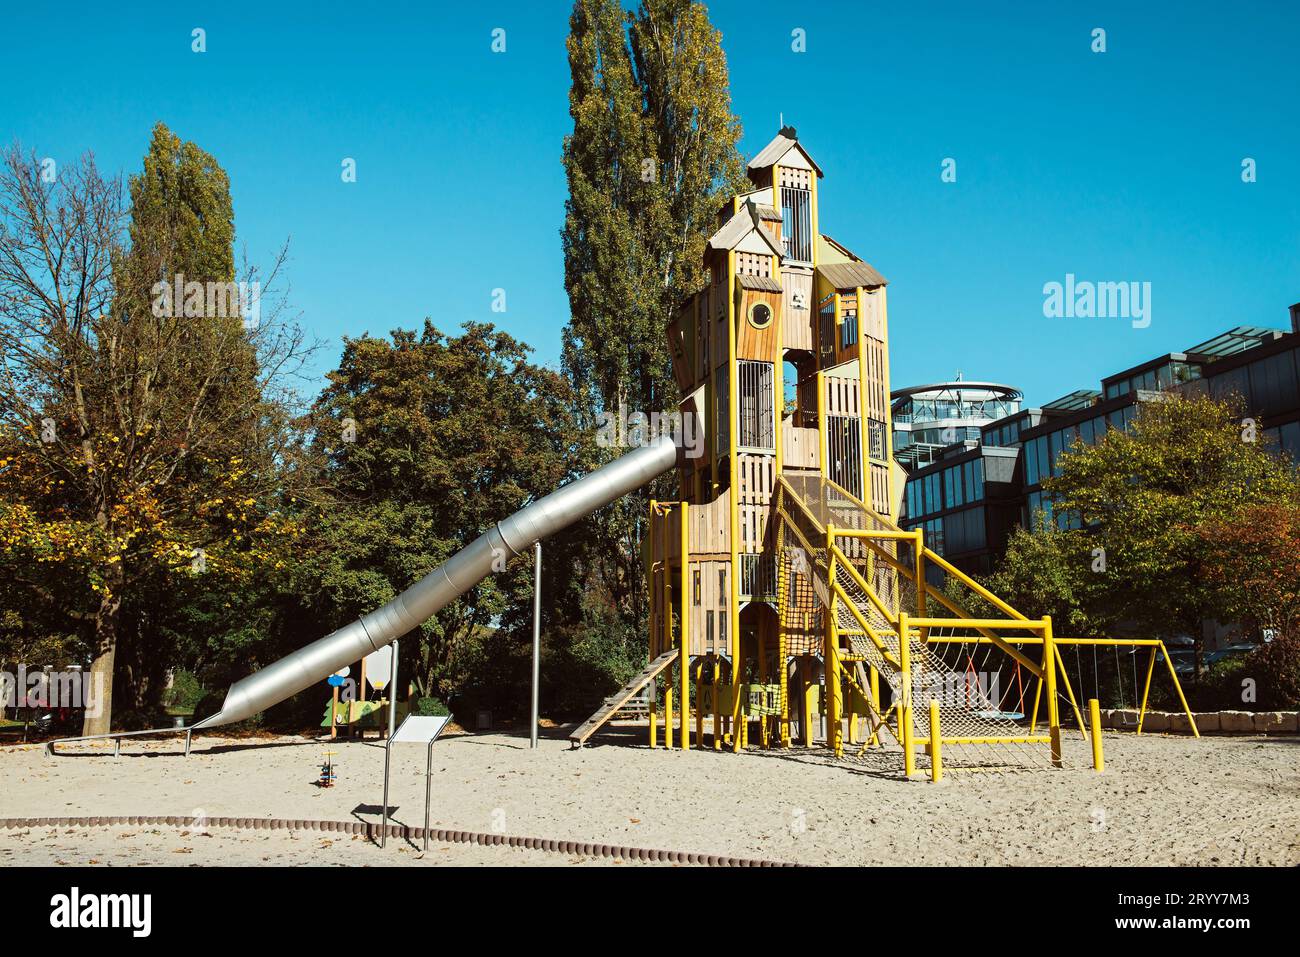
[749,301,773,329]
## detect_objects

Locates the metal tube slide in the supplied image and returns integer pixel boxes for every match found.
[192,435,679,729]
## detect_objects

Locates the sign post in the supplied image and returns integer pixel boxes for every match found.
[381,713,452,851]
[531,541,541,749]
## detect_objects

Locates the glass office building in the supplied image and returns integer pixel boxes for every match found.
[891,380,1022,469]
[896,311,1300,573]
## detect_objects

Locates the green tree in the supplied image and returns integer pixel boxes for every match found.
[302,321,583,702]
[0,125,311,733]
[990,394,1297,672]
[560,0,745,645]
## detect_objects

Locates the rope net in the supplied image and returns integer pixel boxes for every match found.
[775,475,1056,773]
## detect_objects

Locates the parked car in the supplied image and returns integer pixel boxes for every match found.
[1155,648,1196,676]
[1205,643,1258,667]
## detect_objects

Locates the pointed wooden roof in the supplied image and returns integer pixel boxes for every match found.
[707,202,784,258]
[746,130,824,178]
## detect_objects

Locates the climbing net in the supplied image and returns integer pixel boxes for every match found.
[776,474,1058,773]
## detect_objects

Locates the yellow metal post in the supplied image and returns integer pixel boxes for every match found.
[913,530,926,636]
[665,684,673,752]
[826,526,843,757]
[695,664,704,748]
[869,665,881,746]
[649,691,658,749]
[1042,616,1062,767]
[680,501,690,751]
[711,659,721,750]
[1159,641,1200,738]
[1136,645,1157,735]
[1089,698,1105,772]
[899,611,915,777]
[801,658,814,748]
[731,676,743,753]
[1053,643,1090,739]
[929,699,943,783]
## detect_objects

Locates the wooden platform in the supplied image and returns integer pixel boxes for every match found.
[569,649,679,747]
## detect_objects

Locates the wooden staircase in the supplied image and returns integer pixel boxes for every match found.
[569,649,679,747]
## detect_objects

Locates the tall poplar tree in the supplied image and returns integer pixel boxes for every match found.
[560,0,745,635]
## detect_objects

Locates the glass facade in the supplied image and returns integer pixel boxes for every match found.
[1103,359,1200,399]
[898,328,1300,565]
[904,458,985,520]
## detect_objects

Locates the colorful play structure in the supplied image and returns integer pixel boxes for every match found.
[51,130,1196,778]
[569,129,1199,777]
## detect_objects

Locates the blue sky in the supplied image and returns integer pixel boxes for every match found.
[3,1,1297,407]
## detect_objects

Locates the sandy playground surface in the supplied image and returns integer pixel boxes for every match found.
[1,724,1297,866]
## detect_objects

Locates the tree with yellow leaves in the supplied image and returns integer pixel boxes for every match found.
[0,125,315,733]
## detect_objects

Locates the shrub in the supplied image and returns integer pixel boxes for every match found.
[412,696,450,716]
[162,670,205,713]
[1249,634,1300,710]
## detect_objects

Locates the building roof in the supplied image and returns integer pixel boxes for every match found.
[1184,325,1285,359]
[746,131,824,178]
[891,381,1022,402]
[750,203,782,222]
[818,260,888,290]
[737,274,782,292]
[1042,389,1101,412]
[707,203,784,258]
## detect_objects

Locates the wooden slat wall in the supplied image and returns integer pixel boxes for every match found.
[737,453,774,557]
[689,558,730,655]
[736,288,780,362]
[825,375,861,417]
[688,490,730,554]
[779,167,812,189]
[861,287,885,341]
[870,463,891,516]
[782,270,814,351]
[735,251,774,277]
[862,337,888,424]
[695,289,711,383]
[781,422,818,469]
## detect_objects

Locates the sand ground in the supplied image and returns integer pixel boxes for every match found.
[2,725,1297,866]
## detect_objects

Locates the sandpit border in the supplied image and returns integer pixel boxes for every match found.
[0,815,797,868]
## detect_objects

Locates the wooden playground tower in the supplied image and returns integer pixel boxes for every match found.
[573,130,1198,775]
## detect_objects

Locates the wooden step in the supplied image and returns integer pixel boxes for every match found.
[569,649,680,747]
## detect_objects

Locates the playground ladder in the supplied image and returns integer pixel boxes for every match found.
[570,649,680,747]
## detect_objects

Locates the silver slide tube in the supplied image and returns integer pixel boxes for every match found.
[193,435,678,729]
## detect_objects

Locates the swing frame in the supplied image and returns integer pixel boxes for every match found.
[931,635,1199,737]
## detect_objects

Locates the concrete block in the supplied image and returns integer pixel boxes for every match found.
[1111,708,1139,729]
[1140,711,1169,732]
[1219,710,1255,733]
[1255,711,1299,734]
[1191,713,1220,733]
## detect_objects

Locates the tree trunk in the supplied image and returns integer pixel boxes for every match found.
[82,573,123,736]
